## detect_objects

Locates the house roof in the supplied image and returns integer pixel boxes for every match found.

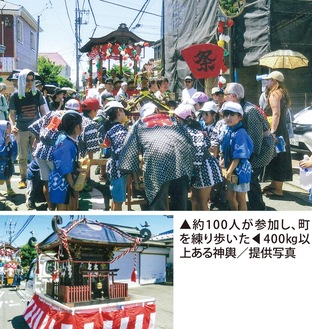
[2,1,42,31]
[39,52,68,67]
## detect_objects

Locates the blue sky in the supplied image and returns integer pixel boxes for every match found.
[0,214,173,248]
[10,0,162,81]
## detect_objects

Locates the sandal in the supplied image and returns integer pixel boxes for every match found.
[265,190,284,199]
[262,185,274,194]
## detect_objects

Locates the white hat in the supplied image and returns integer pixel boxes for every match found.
[121,82,128,87]
[140,102,157,118]
[65,99,80,111]
[211,87,224,95]
[262,71,284,82]
[221,101,244,116]
[174,104,194,120]
[98,84,105,89]
[184,76,193,81]
[200,101,218,113]
[104,101,124,113]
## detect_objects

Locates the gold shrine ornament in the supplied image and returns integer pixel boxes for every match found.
[218,0,246,18]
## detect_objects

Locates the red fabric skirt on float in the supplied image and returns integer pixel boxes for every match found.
[23,293,156,329]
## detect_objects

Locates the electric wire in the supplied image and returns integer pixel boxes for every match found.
[98,0,161,17]
[88,0,98,37]
[64,0,75,36]
[11,216,35,244]
[129,0,150,30]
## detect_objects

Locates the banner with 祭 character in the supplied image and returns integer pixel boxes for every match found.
[181,43,225,79]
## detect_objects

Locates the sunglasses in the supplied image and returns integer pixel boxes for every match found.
[26,78,34,83]
[185,80,192,83]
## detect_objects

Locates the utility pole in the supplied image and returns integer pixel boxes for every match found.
[75,0,89,91]
[75,1,80,91]
[36,15,40,70]
[5,219,16,245]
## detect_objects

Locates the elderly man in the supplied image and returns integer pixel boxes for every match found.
[116,82,129,106]
[223,83,275,210]
[120,102,195,210]
[181,75,197,103]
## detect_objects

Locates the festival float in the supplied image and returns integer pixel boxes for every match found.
[0,243,19,286]
[80,23,151,91]
[23,216,156,329]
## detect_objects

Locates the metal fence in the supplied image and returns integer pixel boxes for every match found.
[290,93,312,114]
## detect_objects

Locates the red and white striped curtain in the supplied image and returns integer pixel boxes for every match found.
[24,293,156,329]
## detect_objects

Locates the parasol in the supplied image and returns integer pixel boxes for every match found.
[6,69,43,82]
[61,87,76,94]
[258,49,309,69]
[43,84,58,95]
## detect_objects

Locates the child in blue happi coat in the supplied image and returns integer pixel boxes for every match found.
[0,120,17,196]
[221,102,254,210]
[48,111,83,210]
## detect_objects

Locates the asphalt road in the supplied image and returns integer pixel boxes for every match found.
[0,285,28,329]
[0,153,311,211]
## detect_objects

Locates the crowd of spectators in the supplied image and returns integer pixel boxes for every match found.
[0,67,296,211]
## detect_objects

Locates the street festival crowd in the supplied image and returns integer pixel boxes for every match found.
[1,65,312,212]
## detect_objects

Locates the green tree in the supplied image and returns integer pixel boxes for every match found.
[108,64,132,80]
[37,56,73,88]
[20,244,37,268]
[57,76,74,88]
[37,56,61,83]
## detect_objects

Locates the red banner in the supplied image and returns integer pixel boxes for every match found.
[24,293,156,329]
[181,43,225,79]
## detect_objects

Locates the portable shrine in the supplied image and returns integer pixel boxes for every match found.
[38,216,151,306]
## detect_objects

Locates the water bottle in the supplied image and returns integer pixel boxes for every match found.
[300,154,312,190]
[275,136,286,153]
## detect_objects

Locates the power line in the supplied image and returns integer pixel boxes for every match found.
[11,216,35,244]
[129,0,150,30]
[98,0,161,17]
[64,0,75,36]
[88,0,98,37]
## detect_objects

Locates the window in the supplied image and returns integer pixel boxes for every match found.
[30,31,35,50]
[17,19,24,43]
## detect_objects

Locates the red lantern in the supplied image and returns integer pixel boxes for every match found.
[227,19,234,27]
[125,46,133,55]
[218,21,225,28]
[99,44,108,59]
[217,26,224,34]
[112,44,121,55]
